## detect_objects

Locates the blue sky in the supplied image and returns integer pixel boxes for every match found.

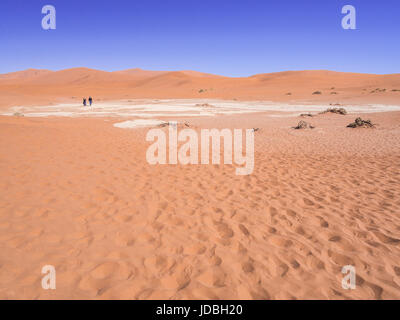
[0,0,399,76]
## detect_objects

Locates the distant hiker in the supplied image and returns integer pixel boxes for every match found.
[83,98,87,106]
[88,96,93,106]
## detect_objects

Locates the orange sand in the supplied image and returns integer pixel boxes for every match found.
[0,68,400,108]
[1,110,400,299]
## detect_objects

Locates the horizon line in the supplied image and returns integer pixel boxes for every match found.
[2,67,400,79]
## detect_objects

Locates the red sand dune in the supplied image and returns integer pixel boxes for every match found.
[0,68,399,108]
[0,68,53,80]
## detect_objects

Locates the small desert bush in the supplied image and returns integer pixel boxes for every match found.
[321,107,347,115]
[347,117,375,128]
[294,120,314,129]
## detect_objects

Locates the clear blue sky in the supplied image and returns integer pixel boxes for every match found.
[0,0,399,76]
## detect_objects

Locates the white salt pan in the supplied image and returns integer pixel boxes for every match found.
[3,99,400,120]
[113,119,167,128]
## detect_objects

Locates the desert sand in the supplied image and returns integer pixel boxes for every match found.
[0,68,400,109]
[0,69,400,300]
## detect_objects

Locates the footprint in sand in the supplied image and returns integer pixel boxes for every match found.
[290,259,301,269]
[184,243,207,255]
[327,249,355,266]
[269,206,278,216]
[90,261,133,281]
[303,198,314,206]
[90,262,120,280]
[144,255,176,275]
[114,232,135,247]
[160,273,191,291]
[78,276,107,296]
[269,235,293,248]
[241,260,255,273]
[305,254,325,270]
[208,255,222,266]
[373,231,400,245]
[270,258,289,277]
[93,187,118,204]
[113,213,133,223]
[196,267,226,288]
[160,264,192,291]
[214,221,234,239]
[237,284,271,299]
[238,224,250,237]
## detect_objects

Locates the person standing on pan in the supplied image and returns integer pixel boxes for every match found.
[88,96,93,106]
[83,98,87,107]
